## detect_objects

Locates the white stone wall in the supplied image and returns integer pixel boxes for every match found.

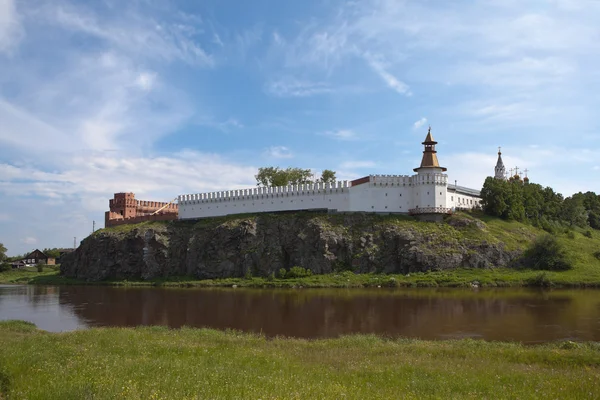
[348,175,413,212]
[178,181,351,220]
[178,172,481,220]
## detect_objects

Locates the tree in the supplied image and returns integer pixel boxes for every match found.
[480,177,509,217]
[255,167,334,187]
[319,169,336,184]
[561,196,588,227]
[42,248,61,259]
[0,242,6,262]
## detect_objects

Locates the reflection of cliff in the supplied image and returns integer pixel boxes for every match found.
[59,287,600,342]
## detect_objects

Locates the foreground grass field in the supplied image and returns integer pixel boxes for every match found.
[0,320,598,399]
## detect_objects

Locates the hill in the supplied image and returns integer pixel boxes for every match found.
[58,212,600,286]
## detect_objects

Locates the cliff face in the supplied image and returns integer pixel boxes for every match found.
[61,213,526,281]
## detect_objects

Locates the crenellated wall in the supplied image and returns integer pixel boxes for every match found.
[177,172,478,221]
[178,181,351,220]
[105,192,178,227]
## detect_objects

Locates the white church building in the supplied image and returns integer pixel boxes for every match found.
[178,129,482,220]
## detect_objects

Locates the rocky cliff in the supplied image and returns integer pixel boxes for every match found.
[61,213,530,281]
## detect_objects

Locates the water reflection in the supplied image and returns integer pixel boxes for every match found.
[0,285,87,331]
[1,285,599,342]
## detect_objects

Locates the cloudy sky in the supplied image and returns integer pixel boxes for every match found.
[1,0,599,255]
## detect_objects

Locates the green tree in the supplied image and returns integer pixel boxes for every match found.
[0,243,6,262]
[42,248,61,259]
[561,196,588,227]
[319,169,337,184]
[255,167,314,187]
[480,177,508,217]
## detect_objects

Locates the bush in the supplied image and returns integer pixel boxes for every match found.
[526,272,553,287]
[584,230,593,238]
[278,268,287,279]
[267,272,275,282]
[0,263,11,272]
[566,231,576,239]
[593,251,600,260]
[36,264,44,273]
[522,235,572,271]
[285,266,312,279]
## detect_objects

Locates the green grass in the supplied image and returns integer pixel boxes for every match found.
[0,320,598,399]
[0,267,58,284]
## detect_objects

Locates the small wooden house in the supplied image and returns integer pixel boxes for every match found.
[23,249,55,265]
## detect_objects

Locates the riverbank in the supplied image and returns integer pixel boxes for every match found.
[0,320,598,399]
[3,266,600,288]
[0,268,600,288]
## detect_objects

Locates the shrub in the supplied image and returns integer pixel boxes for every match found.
[526,272,552,287]
[522,235,572,271]
[584,230,593,238]
[244,269,252,280]
[0,263,10,272]
[593,251,600,260]
[267,272,275,282]
[278,268,287,279]
[566,231,576,239]
[285,266,312,279]
[36,264,44,273]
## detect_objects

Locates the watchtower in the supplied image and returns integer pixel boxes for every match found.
[109,192,137,218]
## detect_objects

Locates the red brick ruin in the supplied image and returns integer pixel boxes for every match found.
[104,192,178,228]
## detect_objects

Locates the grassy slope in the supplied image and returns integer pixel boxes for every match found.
[2,213,600,287]
[0,321,598,399]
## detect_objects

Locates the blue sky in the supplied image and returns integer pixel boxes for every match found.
[1,0,599,255]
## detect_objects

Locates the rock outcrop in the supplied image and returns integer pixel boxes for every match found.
[61,213,523,281]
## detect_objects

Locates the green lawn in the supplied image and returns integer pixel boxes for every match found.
[0,321,598,399]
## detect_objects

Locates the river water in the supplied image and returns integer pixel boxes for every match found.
[1,285,599,343]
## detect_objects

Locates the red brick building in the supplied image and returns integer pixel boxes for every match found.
[105,193,178,228]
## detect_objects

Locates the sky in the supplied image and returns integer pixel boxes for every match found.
[1,0,599,256]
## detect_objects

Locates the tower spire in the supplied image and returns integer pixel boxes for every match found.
[494,147,506,180]
[414,127,447,172]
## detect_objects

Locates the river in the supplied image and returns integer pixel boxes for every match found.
[0,285,599,343]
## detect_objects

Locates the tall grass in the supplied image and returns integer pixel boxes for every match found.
[0,321,598,399]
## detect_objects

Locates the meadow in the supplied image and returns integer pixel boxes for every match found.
[0,320,598,399]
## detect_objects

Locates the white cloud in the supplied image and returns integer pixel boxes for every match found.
[135,72,157,91]
[413,117,428,129]
[265,146,293,159]
[323,129,356,141]
[44,3,214,67]
[364,54,411,95]
[0,0,22,54]
[266,78,332,97]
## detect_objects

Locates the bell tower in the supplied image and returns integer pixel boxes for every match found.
[494,147,506,180]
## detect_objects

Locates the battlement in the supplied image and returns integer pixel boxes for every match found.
[179,181,350,205]
[353,174,448,187]
[105,192,178,227]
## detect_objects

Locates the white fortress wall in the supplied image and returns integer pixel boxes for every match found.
[348,175,414,213]
[178,181,351,220]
